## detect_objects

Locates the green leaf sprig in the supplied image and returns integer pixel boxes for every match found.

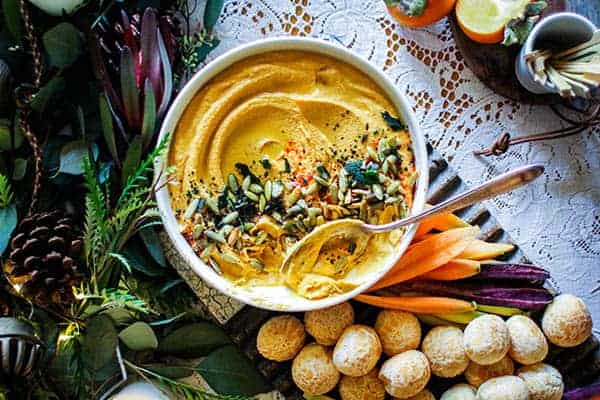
[0,173,14,208]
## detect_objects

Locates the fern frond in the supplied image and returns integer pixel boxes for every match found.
[0,174,13,208]
[99,288,152,314]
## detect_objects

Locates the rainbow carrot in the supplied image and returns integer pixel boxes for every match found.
[355,294,476,314]
[420,259,481,280]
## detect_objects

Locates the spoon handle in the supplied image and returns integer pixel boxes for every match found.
[366,164,545,233]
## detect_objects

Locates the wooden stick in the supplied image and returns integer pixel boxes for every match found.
[553,31,600,59]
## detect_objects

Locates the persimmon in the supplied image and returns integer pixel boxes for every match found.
[386,0,457,28]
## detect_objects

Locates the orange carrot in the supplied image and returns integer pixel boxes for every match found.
[420,259,481,280]
[414,206,470,239]
[355,294,476,314]
[369,226,479,291]
[459,240,515,260]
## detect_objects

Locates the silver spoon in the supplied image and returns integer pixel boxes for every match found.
[281,164,545,276]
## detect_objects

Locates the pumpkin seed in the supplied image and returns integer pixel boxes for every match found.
[250,259,265,271]
[338,170,348,194]
[286,204,304,218]
[221,211,239,225]
[220,224,234,237]
[367,146,379,161]
[249,183,263,194]
[384,196,401,204]
[192,224,204,239]
[307,207,322,218]
[382,159,389,174]
[330,183,339,203]
[386,181,400,195]
[286,187,301,205]
[200,245,213,260]
[222,253,241,264]
[228,228,240,246]
[264,180,272,201]
[205,230,226,244]
[227,190,236,202]
[242,175,252,191]
[373,184,384,200]
[259,194,266,212]
[272,181,284,198]
[244,190,259,202]
[228,174,239,191]
[242,222,255,232]
[206,198,219,214]
[272,211,283,222]
[303,181,319,196]
[184,199,200,220]
[314,175,330,187]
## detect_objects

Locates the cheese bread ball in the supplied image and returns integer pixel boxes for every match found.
[333,325,382,377]
[464,355,514,388]
[257,315,306,361]
[379,350,431,399]
[440,383,476,400]
[422,326,469,378]
[339,368,386,400]
[476,376,529,400]
[375,310,421,356]
[292,343,340,395]
[542,294,592,348]
[463,315,510,365]
[404,389,436,400]
[517,363,563,400]
[305,302,355,345]
[507,315,548,365]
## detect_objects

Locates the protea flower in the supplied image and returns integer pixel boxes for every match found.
[91,7,176,167]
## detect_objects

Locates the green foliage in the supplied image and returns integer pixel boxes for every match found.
[118,321,158,351]
[42,23,84,69]
[204,0,225,32]
[0,173,13,208]
[502,1,548,46]
[2,0,23,44]
[30,77,66,112]
[0,204,16,255]
[158,322,231,358]
[81,315,118,372]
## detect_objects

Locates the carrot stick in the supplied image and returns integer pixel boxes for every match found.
[355,294,476,314]
[414,206,470,239]
[369,226,479,291]
[459,240,515,260]
[420,259,481,280]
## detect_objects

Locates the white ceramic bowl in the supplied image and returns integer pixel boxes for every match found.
[155,37,429,312]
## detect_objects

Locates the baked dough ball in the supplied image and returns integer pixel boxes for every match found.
[257,315,306,361]
[404,389,435,400]
[440,383,476,400]
[476,376,529,400]
[463,315,510,365]
[464,355,514,388]
[339,368,386,400]
[379,350,431,399]
[518,363,563,400]
[422,326,469,378]
[507,315,548,365]
[305,302,354,345]
[375,310,421,356]
[542,294,592,348]
[292,343,340,395]
[333,325,382,377]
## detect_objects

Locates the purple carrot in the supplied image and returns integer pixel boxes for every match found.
[394,280,553,310]
[564,382,600,400]
[477,263,551,282]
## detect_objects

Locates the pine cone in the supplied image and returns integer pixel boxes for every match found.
[4,210,82,306]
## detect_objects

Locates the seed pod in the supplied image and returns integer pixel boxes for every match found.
[286,187,301,206]
[205,230,226,244]
[314,176,330,187]
[227,190,236,202]
[338,170,348,194]
[264,181,272,201]
[384,196,400,204]
[242,175,252,191]
[272,211,283,222]
[245,190,259,202]
[228,174,239,192]
[200,245,214,260]
[221,211,239,225]
[259,194,266,212]
[206,198,219,214]
[372,184,384,200]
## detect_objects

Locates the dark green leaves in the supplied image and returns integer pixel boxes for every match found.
[42,23,84,69]
[502,1,547,46]
[81,315,117,371]
[344,160,379,185]
[144,363,194,379]
[141,79,157,149]
[59,140,92,175]
[381,111,407,131]
[0,204,17,254]
[119,322,158,351]
[30,77,65,113]
[121,136,143,185]
[140,228,166,267]
[197,345,270,395]
[204,0,225,32]
[99,94,118,163]
[158,322,230,358]
[0,118,22,151]
[2,0,23,43]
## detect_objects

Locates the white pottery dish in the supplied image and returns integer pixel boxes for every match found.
[154,37,429,312]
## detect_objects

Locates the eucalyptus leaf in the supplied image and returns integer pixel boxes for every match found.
[30,77,65,113]
[144,363,194,379]
[0,204,17,254]
[122,241,164,277]
[121,136,142,186]
[2,0,23,43]
[81,315,117,372]
[204,0,225,32]
[197,345,269,395]
[42,23,84,68]
[58,140,90,175]
[12,158,26,181]
[103,307,134,326]
[119,321,158,351]
[196,37,220,64]
[140,228,166,267]
[158,322,230,357]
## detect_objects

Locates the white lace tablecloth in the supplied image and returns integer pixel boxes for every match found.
[190,0,600,329]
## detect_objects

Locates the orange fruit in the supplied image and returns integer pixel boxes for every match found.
[456,0,531,44]
[387,0,457,28]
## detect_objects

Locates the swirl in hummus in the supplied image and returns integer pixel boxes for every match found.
[169,51,416,299]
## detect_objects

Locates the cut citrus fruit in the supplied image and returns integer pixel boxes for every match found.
[456,0,531,44]
[387,0,457,28]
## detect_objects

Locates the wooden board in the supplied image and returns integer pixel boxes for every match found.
[223,143,600,399]
[449,0,566,105]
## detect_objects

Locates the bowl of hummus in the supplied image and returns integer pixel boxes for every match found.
[155,37,428,311]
